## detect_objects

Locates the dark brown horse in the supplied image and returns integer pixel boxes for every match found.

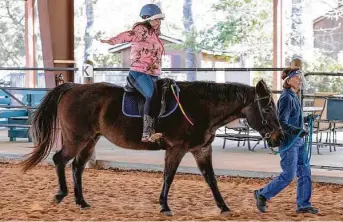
[21,79,283,216]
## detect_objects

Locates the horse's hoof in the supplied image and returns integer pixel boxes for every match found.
[161,210,173,216]
[221,210,231,216]
[54,194,67,204]
[80,205,91,210]
[52,198,59,205]
[78,201,91,210]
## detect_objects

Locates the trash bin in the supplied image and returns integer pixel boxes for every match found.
[327,98,343,121]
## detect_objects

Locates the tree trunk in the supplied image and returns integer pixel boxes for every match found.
[290,0,303,59]
[183,0,196,81]
[84,0,94,61]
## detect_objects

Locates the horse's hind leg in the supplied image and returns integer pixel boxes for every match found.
[72,136,100,209]
[191,145,231,215]
[159,146,186,216]
[52,148,75,204]
[53,133,90,205]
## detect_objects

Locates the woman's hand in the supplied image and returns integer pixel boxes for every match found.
[300,130,308,138]
[100,39,111,44]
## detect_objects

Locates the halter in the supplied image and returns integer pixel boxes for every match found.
[254,94,280,140]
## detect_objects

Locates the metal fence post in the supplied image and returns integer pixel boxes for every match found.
[82,60,97,168]
[82,60,94,84]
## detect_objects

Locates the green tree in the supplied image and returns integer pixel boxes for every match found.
[76,0,120,67]
[303,49,343,93]
[198,0,274,87]
[199,0,272,54]
[0,0,25,66]
[92,31,121,67]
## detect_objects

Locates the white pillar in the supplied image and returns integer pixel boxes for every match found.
[82,60,97,168]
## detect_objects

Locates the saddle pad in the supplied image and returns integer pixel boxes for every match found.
[122,84,179,118]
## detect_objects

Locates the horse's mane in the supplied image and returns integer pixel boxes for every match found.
[180,81,255,104]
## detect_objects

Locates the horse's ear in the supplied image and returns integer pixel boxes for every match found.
[255,79,269,96]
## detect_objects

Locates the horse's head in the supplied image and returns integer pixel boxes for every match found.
[242,80,284,147]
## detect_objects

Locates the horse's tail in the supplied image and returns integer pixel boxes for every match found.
[21,83,75,172]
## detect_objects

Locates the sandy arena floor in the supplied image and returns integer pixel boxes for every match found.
[0,162,342,221]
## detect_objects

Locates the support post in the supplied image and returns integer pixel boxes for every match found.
[82,60,94,84]
[25,0,37,88]
[37,0,74,88]
[82,60,97,168]
[273,0,284,100]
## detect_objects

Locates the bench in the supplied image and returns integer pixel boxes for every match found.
[22,90,46,106]
[0,90,28,126]
[215,133,264,151]
[0,90,43,142]
[8,116,32,142]
[0,89,46,142]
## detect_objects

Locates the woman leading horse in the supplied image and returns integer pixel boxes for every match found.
[20,78,283,216]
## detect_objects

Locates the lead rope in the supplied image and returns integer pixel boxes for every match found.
[271,114,313,166]
[271,129,303,155]
[303,114,313,166]
[171,84,194,126]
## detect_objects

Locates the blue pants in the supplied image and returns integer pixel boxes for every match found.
[129,71,158,115]
[258,138,312,209]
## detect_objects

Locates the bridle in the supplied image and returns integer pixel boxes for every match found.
[254,94,280,140]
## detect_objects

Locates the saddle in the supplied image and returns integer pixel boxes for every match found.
[122,75,179,118]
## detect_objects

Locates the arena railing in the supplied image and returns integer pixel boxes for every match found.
[1,67,342,149]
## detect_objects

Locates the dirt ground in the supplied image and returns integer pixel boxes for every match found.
[0,162,342,221]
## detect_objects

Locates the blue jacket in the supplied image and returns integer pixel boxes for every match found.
[277,89,303,145]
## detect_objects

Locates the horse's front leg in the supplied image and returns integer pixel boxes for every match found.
[191,145,231,215]
[159,145,186,216]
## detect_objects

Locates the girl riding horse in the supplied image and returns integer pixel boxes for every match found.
[101,4,165,143]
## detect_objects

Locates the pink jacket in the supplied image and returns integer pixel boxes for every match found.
[108,24,164,76]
